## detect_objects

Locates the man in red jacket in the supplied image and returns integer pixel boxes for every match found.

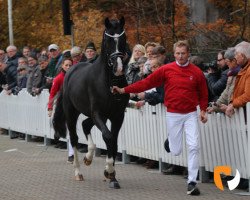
[113,40,208,195]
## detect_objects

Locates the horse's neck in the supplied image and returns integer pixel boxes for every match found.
[94,55,111,83]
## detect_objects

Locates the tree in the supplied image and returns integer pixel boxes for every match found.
[0,0,248,59]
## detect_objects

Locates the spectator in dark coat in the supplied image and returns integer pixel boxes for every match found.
[136,58,164,107]
[206,50,229,102]
[18,57,28,68]
[0,60,17,94]
[6,45,21,69]
[32,56,50,95]
[47,44,62,90]
[13,65,29,95]
[0,49,7,63]
[0,49,7,91]
[83,41,99,63]
[26,54,39,95]
[0,72,6,93]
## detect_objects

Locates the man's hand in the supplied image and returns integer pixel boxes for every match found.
[206,107,214,114]
[2,84,8,90]
[200,110,207,123]
[6,90,12,95]
[112,86,125,94]
[32,87,40,95]
[219,104,228,113]
[46,78,53,84]
[225,103,234,117]
[207,67,215,74]
[135,100,145,108]
[137,92,145,100]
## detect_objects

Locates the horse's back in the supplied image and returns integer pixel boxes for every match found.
[63,59,110,116]
[64,62,93,85]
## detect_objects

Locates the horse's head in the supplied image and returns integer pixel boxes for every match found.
[103,17,127,76]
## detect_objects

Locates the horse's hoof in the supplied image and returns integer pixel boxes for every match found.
[109,180,120,189]
[104,170,116,179]
[83,156,92,166]
[75,174,84,181]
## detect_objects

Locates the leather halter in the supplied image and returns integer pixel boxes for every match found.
[104,30,126,68]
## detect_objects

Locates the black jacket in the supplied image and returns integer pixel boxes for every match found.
[126,62,140,85]
[0,72,6,93]
[145,85,164,106]
[6,53,21,69]
[3,62,17,92]
[206,67,229,102]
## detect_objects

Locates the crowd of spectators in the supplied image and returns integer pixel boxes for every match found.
[0,42,98,153]
[0,42,98,95]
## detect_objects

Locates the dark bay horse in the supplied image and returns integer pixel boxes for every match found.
[53,17,129,189]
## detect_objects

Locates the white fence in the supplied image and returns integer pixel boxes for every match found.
[0,89,249,180]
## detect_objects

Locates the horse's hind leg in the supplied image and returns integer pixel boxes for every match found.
[64,104,83,181]
[73,147,84,181]
[82,118,95,166]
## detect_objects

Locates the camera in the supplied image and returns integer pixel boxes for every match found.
[203,60,218,72]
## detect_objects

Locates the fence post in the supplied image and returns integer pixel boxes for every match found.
[158,158,163,173]
[8,128,15,139]
[25,133,32,142]
[122,150,130,164]
[44,135,51,146]
[95,148,102,157]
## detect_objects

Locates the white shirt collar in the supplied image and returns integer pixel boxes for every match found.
[176,61,189,67]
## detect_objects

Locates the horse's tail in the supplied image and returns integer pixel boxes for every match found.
[52,90,67,140]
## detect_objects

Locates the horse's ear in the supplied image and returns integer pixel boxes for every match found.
[105,17,111,29]
[120,16,125,28]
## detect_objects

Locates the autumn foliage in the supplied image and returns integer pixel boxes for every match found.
[0,0,249,55]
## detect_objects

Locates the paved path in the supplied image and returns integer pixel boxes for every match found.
[0,134,248,200]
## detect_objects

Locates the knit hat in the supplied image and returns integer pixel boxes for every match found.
[85,42,96,51]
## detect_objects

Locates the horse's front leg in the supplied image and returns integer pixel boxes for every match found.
[92,112,119,188]
[102,114,125,189]
[104,114,125,189]
[82,118,96,166]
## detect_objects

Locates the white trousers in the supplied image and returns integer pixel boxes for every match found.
[166,111,199,184]
[68,137,74,157]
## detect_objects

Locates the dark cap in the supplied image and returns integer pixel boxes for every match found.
[85,42,96,51]
[28,53,38,61]
[38,55,49,63]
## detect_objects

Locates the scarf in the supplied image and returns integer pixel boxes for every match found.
[227,66,241,77]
